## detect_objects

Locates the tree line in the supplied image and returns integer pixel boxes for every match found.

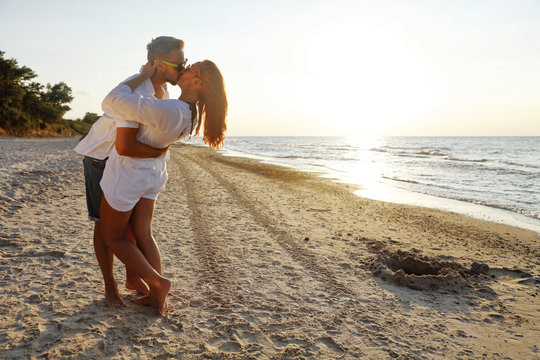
[0,50,97,136]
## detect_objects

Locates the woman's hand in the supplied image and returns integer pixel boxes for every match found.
[140,61,158,79]
[153,145,170,158]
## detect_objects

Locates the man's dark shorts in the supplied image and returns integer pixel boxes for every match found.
[83,156,107,222]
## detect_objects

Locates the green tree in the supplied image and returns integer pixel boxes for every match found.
[42,82,73,116]
[0,50,76,134]
[0,51,36,109]
[82,112,100,124]
[0,51,36,83]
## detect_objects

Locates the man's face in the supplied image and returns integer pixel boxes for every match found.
[158,49,185,85]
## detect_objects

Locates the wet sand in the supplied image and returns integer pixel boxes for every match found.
[0,137,539,359]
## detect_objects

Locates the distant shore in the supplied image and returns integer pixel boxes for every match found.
[0,119,91,137]
[1,138,539,359]
[0,132,77,137]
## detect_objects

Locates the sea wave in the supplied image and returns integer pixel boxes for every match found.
[382,176,419,184]
[371,147,490,163]
[500,160,540,169]
[464,199,540,220]
[370,148,425,158]
[416,149,449,157]
[474,166,533,176]
[445,156,488,163]
[371,146,497,164]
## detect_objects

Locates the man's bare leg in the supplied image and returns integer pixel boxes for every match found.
[124,226,150,295]
[93,221,125,307]
[100,195,170,315]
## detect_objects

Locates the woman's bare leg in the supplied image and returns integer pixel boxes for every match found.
[93,221,124,307]
[129,198,166,310]
[100,195,170,315]
[130,198,162,275]
[124,225,150,295]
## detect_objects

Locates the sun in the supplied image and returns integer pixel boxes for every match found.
[297,21,434,136]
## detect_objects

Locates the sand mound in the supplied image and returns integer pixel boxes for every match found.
[368,247,490,292]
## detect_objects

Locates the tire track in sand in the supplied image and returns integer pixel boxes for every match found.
[182,152,354,297]
[172,152,366,356]
[174,156,245,310]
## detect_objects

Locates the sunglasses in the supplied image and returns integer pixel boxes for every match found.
[159,58,188,72]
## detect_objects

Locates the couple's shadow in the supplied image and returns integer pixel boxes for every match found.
[33,291,181,358]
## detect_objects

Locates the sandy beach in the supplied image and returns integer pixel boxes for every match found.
[0,137,539,359]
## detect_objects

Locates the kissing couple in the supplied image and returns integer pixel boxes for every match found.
[74,36,227,315]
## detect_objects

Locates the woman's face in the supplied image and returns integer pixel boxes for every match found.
[177,62,202,90]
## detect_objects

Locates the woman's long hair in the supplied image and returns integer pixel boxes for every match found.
[195,60,227,149]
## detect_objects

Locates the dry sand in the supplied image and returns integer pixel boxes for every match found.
[0,137,539,359]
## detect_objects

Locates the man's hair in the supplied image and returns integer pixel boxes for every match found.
[147,36,184,61]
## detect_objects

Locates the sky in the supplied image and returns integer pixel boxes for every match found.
[1,0,539,136]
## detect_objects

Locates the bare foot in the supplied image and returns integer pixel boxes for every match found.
[105,286,126,307]
[139,278,171,315]
[153,278,171,315]
[125,276,150,295]
[133,294,153,306]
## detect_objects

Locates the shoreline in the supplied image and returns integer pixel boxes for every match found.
[352,180,540,234]
[212,142,540,234]
[1,139,539,359]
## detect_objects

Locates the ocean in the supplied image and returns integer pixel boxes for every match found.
[186,136,540,233]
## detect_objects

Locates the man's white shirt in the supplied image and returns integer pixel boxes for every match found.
[73,74,169,160]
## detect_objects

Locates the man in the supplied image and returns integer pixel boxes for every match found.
[74,36,187,306]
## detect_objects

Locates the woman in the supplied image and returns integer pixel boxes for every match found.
[99,60,227,315]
